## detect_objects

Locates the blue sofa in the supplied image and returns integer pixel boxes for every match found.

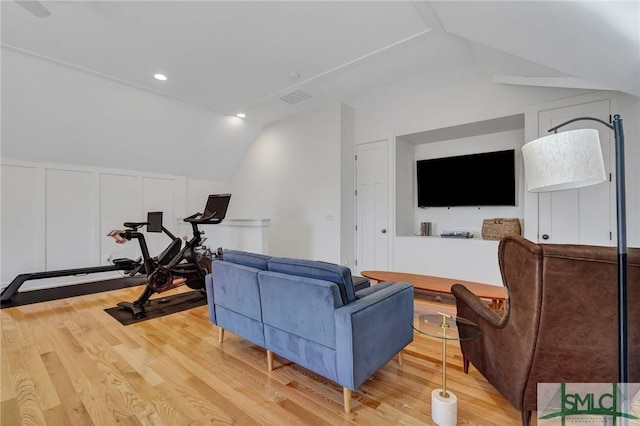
[204,250,414,413]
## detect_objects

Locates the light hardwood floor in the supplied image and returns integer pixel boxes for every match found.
[1,285,531,425]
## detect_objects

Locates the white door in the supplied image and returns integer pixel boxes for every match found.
[537,99,612,245]
[356,140,389,272]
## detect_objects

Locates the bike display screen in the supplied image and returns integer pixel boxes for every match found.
[147,212,163,233]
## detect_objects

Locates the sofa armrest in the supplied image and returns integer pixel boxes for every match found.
[334,282,414,390]
[451,283,504,327]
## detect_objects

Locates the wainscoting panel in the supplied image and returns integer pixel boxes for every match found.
[100,173,142,265]
[0,160,186,292]
[45,168,96,270]
[0,164,43,284]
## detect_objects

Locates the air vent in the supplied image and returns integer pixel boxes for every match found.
[277,89,314,105]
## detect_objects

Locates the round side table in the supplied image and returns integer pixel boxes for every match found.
[412,312,481,426]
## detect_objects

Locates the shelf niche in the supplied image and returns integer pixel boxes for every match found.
[395,114,526,239]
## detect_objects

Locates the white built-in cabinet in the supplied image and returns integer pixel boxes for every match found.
[0,160,186,291]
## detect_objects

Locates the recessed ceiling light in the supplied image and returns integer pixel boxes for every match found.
[154,73,167,81]
[236,113,246,118]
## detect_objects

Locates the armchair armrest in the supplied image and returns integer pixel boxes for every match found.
[451,283,504,327]
[334,282,414,390]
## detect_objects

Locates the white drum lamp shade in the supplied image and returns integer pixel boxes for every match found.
[522,128,606,192]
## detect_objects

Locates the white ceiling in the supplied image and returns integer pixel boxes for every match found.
[2,1,639,127]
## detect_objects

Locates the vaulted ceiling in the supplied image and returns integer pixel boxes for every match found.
[3,1,639,128]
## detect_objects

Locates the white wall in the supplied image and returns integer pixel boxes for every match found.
[0,158,270,292]
[349,71,640,283]
[186,179,232,216]
[3,47,637,290]
[0,159,186,290]
[0,47,350,289]
[1,47,262,182]
[0,158,275,294]
[183,179,272,254]
[182,178,232,241]
[0,48,272,293]
[410,129,525,237]
[351,72,592,144]
[228,104,344,262]
[339,105,356,268]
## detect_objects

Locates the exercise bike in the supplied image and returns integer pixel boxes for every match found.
[109,193,231,319]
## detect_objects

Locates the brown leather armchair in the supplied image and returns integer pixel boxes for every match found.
[451,235,640,426]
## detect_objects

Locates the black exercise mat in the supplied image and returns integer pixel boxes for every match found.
[104,290,207,325]
[1,276,147,308]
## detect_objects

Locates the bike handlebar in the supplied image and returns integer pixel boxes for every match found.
[183,212,222,225]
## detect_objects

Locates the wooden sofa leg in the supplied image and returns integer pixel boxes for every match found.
[522,409,532,426]
[267,350,274,372]
[397,351,403,366]
[463,355,469,374]
[343,387,352,414]
[218,328,225,344]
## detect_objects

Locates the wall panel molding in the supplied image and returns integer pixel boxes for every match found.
[1,158,186,291]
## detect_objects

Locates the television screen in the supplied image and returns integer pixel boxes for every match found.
[417,149,516,207]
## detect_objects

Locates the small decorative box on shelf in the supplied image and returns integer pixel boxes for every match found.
[481,218,521,240]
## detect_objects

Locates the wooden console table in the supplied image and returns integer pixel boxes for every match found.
[360,270,506,310]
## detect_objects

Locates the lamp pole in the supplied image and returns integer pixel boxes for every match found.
[547,115,628,383]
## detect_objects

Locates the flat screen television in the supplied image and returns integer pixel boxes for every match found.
[417,149,516,207]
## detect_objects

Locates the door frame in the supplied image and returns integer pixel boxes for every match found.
[355,139,392,274]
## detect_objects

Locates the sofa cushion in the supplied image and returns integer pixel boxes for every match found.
[259,270,343,349]
[222,250,271,270]
[212,261,263,322]
[263,324,337,382]
[267,257,356,304]
[216,306,265,347]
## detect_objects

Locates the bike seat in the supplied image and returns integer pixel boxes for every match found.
[112,258,138,270]
[123,221,148,230]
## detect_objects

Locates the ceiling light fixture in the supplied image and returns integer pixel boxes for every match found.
[154,73,167,81]
[236,113,246,118]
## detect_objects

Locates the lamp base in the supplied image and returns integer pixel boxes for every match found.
[432,388,457,426]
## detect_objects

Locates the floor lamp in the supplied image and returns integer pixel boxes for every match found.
[521,114,628,384]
